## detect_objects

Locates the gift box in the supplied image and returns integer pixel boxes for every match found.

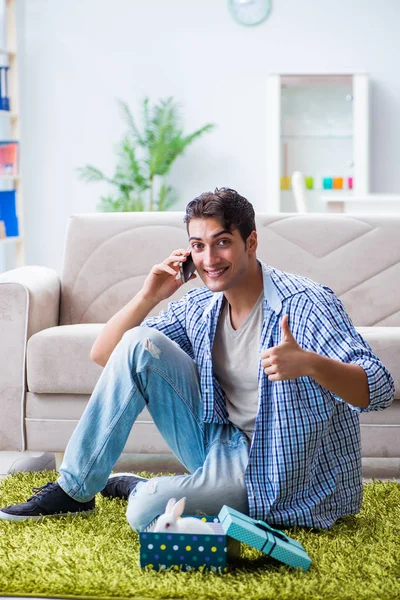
[139,515,240,573]
[139,505,311,573]
[219,505,311,572]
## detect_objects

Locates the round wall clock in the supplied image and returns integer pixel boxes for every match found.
[228,0,272,26]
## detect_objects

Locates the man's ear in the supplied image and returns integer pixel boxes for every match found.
[246,231,258,254]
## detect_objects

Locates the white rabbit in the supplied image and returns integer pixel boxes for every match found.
[153,497,214,535]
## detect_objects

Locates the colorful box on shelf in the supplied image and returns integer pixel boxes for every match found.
[0,190,18,236]
[305,176,314,190]
[0,140,18,175]
[139,505,311,573]
[0,66,10,111]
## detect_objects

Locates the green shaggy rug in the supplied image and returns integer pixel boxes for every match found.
[0,471,399,600]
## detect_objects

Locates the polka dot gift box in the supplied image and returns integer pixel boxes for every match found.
[139,505,311,573]
[140,514,239,573]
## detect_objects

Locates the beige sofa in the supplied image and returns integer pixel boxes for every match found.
[0,212,399,474]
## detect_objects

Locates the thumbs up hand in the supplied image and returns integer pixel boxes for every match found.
[260,314,311,381]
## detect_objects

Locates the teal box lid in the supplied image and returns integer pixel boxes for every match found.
[218,505,311,572]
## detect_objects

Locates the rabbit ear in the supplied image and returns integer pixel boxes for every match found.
[165,498,176,514]
[171,497,186,519]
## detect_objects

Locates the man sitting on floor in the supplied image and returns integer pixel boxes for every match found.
[0,188,394,530]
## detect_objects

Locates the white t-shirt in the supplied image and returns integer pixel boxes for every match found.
[212,292,264,441]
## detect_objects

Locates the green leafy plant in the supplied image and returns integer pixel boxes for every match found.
[77,97,215,212]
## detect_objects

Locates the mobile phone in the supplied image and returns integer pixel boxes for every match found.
[179,253,196,284]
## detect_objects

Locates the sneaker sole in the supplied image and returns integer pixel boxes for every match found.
[0,508,95,522]
[107,472,149,481]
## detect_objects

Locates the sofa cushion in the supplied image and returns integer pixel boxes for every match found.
[27,323,399,399]
[24,393,171,454]
[27,324,104,394]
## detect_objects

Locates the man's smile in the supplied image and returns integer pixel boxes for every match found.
[203,266,229,278]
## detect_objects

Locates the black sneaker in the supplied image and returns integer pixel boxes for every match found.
[100,473,148,500]
[0,482,95,521]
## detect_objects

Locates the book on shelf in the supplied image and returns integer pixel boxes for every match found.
[0,141,18,176]
[0,190,18,236]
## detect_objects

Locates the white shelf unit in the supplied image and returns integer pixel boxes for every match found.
[0,0,24,268]
[321,193,400,214]
[266,73,370,213]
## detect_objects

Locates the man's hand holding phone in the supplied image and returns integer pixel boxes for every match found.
[140,248,197,305]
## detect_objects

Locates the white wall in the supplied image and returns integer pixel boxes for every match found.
[18,0,400,273]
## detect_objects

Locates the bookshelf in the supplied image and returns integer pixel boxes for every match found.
[0,0,23,270]
[266,73,369,213]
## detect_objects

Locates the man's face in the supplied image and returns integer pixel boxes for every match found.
[187,217,257,293]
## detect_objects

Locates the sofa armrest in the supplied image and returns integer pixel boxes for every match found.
[0,266,61,337]
[0,266,60,450]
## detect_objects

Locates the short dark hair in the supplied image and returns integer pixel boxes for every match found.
[183,187,256,244]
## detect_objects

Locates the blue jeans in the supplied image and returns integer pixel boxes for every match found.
[58,326,250,532]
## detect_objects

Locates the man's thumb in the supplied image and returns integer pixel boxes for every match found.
[281,314,295,342]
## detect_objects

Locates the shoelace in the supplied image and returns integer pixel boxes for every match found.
[27,482,59,502]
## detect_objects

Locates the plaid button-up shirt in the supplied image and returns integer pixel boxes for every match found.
[143,261,394,529]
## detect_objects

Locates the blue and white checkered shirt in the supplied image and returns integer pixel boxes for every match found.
[143,261,394,529]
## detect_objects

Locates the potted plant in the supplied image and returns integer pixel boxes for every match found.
[77,97,215,211]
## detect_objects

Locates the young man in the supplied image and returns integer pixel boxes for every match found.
[0,188,394,530]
